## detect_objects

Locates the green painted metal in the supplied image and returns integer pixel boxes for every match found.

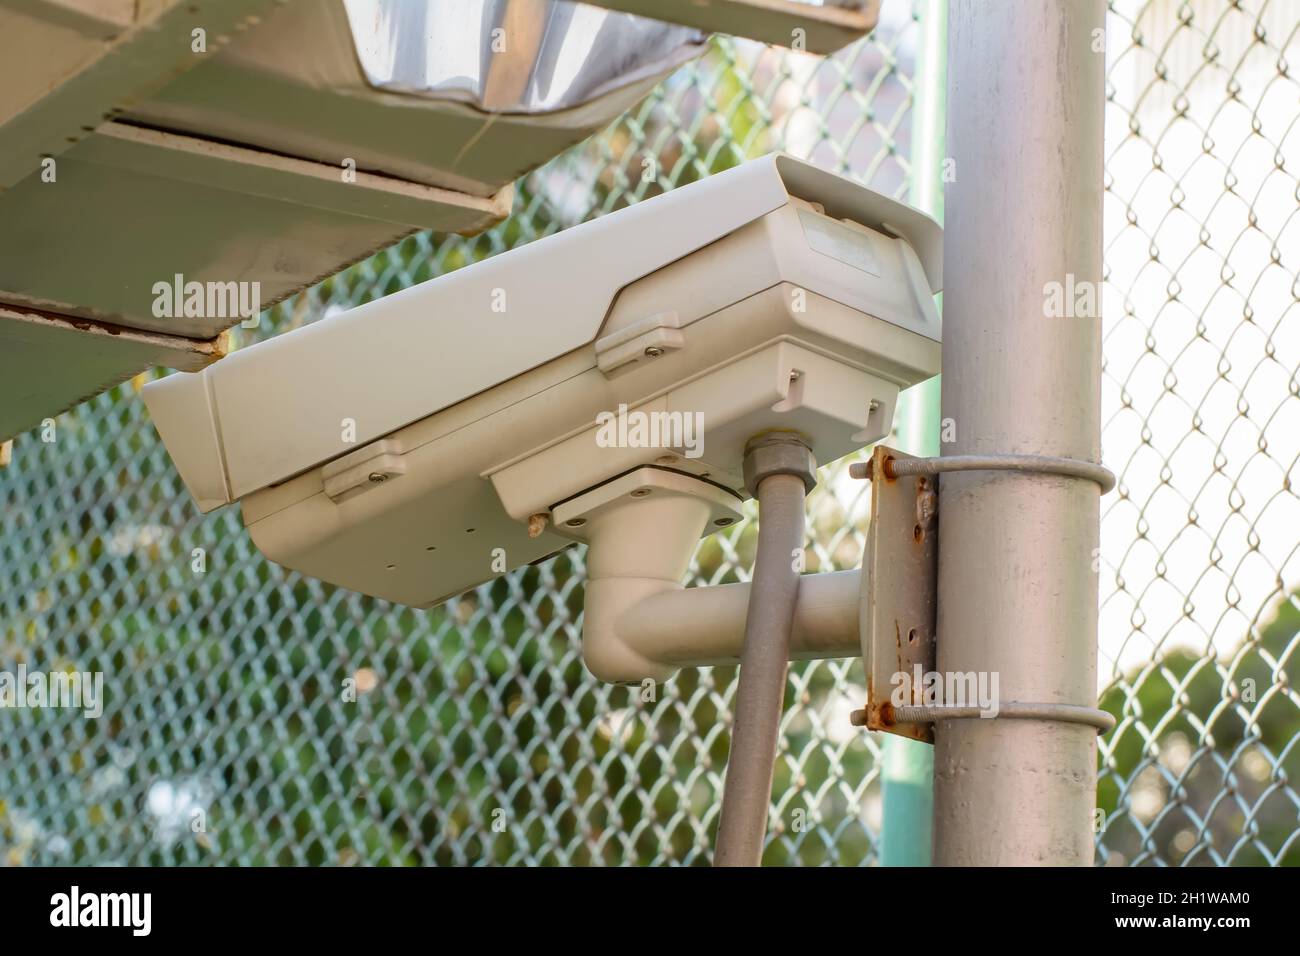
[880,0,946,868]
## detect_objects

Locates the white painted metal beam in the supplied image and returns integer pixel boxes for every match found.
[0,304,226,441]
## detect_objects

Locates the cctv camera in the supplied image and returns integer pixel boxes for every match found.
[144,153,942,613]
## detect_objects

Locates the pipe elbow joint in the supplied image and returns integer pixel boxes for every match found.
[581,577,680,685]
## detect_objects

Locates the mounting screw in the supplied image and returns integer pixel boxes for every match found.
[564,517,587,528]
[714,517,734,527]
[630,488,652,498]
[368,472,387,484]
[644,346,664,358]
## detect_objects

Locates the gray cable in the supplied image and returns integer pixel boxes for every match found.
[714,472,806,867]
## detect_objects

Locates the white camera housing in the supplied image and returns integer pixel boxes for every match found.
[144,153,942,607]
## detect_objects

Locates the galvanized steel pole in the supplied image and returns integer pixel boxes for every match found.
[933,0,1106,865]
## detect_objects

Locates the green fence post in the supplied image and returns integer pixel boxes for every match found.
[879,0,946,868]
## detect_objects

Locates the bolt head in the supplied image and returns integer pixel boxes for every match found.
[368,472,387,484]
[644,346,664,358]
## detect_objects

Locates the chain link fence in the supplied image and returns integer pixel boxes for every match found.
[1,0,1296,866]
[1096,0,1299,866]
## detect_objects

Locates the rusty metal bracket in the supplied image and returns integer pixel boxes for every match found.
[855,446,938,743]
[849,447,1118,742]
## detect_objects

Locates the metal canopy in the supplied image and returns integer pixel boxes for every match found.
[582,0,879,54]
[0,0,699,445]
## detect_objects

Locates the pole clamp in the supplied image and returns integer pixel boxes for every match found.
[850,453,1116,495]
[853,445,1116,743]
[885,701,1114,734]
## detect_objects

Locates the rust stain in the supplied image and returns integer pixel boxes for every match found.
[913,475,938,545]
[1,299,226,350]
[4,302,146,338]
[879,701,896,727]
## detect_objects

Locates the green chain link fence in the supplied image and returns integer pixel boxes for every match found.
[1,0,1297,866]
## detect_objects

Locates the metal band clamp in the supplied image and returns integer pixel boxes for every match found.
[850,453,1116,495]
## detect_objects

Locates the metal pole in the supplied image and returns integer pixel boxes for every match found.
[933,0,1105,865]
[880,0,947,868]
